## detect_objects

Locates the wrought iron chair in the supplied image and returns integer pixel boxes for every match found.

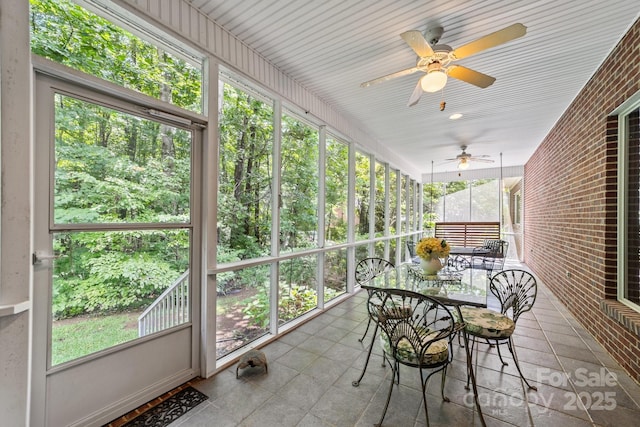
[443,254,471,273]
[459,269,538,390]
[369,287,457,427]
[355,258,395,343]
[471,239,509,274]
[352,258,396,387]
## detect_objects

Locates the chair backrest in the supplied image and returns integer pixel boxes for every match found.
[444,254,470,273]
[489,269,537,323]
[406,240,416,257]
[365,287,455,364]
[484,239,508,257]
[355,258,395,286]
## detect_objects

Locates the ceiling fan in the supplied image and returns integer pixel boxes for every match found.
[360,23,526,106]
[445,146,494,170]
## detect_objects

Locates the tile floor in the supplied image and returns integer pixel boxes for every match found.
[177,265,640,426]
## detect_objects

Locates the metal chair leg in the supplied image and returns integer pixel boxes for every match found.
[439,366,450,402]
[358,317,372,343]
[495,340,509,365]
[374,360,397,427]
[507,337,537,390]
[352,323,378,387]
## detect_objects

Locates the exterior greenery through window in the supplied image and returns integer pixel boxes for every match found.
[30,0,202,113]
[31,0,200,365]
[30,0,426,362]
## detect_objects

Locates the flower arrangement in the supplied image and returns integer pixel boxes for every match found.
[416,237,450,260]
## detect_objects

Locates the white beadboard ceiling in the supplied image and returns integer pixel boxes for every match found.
[187,0,639,176]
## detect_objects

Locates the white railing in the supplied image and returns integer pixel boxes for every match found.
[138,270,190,337]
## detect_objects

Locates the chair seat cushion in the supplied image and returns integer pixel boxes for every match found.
[459,306,515,339]
[379,329,449,365]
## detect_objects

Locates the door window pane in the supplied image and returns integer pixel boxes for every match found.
[54,94,191,224]
[51,230,190,365]
[48,86,194,367]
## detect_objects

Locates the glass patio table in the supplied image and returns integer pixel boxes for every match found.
[354,263,488,426]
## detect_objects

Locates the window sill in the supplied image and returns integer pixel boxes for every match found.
[600,300,640,338]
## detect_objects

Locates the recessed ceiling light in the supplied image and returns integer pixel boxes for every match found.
[449,113,463,120]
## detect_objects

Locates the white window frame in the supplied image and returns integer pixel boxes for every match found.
[615,89,640,312]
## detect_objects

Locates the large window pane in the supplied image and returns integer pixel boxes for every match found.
[281,113,319,252]
[218,82,274,260]
[389,169,398,235]
[355,244,370,264]
[324,249,347,302]
[400,175,408,232]
[30,0,203,113]
[216,264,271,358]
[279,256,318,325]
[471,179,499,221]
[424,182,444,228]
[374,162,386,237]
[444,181,470,221]
[325,136,349,245]
[408,179,416,232]
[355,152,371,241]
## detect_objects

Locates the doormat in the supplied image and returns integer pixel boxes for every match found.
[122,386,208,427]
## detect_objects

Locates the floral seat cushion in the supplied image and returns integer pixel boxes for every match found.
[459,306,515,339]
[379,329,449,365]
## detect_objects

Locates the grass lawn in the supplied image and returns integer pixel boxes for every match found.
[51,311,140,366]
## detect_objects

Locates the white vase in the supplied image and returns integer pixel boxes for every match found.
[420,256,443,276]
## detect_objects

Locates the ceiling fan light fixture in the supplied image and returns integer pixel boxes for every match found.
[458,157,470,169]
[420,70,447,92]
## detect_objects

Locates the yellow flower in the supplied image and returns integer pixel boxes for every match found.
[416,237,450,260]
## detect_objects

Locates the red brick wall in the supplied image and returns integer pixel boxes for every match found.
[524,17,640,382]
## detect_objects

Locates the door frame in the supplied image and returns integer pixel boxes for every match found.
[31,61,205,427]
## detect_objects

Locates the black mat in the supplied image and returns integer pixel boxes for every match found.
[123,386,208,427]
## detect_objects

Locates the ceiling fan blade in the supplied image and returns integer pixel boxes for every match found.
[470,158,495,163]
[360,66,421,88]
[448,65,496,88]
[400,30,434,58]
[452,23,526,60]
[407,79,423,107]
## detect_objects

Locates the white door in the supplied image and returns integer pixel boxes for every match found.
[32,72,201,427]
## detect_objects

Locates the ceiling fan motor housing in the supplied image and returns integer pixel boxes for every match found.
[424,26,444,45]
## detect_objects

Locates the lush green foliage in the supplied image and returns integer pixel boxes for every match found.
[31,0,196,320]
[30,0,202,112]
